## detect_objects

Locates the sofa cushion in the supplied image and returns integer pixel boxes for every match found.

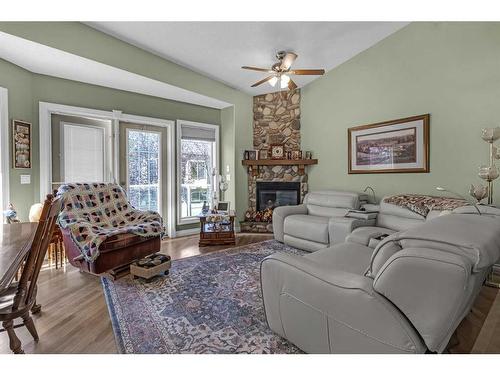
[283,235,329,252]
[396,213,500,272]
[305,242,373,275]
[304,191,361,218]
[284,214,330,244]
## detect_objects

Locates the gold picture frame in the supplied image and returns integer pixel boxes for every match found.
[12,119,32,169]
[348,114,430,174]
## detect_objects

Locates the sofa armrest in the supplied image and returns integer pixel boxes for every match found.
[272,204,308,242]
[328,217,377,245]
[262,252,373,291]
[346,226,396,247]
[260,252,425,353]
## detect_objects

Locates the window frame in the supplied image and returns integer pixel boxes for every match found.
[39,102,176,238]
[59,121,111,184]
[176,120,219,225]
[125,127,163,213]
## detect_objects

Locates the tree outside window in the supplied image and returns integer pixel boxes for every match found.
[127,130,160,212]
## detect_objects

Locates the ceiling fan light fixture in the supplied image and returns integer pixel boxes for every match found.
[243,51,324,90]
[268,76,278,87]
[280,74,290,89]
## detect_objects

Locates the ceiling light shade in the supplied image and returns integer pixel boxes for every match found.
[268,76,278,87]
[280,74,290,88]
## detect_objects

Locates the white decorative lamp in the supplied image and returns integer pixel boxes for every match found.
[478,127,500,205]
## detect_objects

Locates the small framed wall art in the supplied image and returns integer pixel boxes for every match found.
[258,149,269,160]
[244,150,257,160]
[271,144,285,159]
[12,119,32,169]
[348,114,430,174]
[291,150,302,160]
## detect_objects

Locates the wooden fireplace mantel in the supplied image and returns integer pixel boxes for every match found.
[242,159,318,177]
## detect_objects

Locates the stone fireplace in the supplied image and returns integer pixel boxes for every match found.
[241,89,313,233]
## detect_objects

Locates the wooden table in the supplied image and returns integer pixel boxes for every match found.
[198,211,236,246]
[0,223,38,291]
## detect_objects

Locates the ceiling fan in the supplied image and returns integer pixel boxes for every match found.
[242,51,325,90]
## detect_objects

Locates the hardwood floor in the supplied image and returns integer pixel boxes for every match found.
[1,232,499,354]
[448,286,499,353]
[0,233,272,354]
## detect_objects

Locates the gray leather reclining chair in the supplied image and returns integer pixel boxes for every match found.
[273,190,373,252]
[261,213,500,353]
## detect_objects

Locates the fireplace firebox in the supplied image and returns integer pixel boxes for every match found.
[256,182,301,211]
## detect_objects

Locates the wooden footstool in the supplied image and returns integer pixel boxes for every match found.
[130,253,171,282]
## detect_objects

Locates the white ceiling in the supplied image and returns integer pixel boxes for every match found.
[0,31,231,109]
[87,22,408,95]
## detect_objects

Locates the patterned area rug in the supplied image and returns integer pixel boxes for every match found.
[101,240,306,354]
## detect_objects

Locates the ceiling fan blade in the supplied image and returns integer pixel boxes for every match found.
[242,66,273,73]
[288,79,298,91]
[288,69,325,75]
[280,52,298,70]
[251,76,275,87]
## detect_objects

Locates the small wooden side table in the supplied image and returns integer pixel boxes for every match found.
[198,211,236,246]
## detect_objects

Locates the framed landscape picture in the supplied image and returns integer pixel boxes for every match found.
[12,119,32,169]
[348,114,429,174]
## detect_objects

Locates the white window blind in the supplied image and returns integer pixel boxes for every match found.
[180,124,216,142]
[63,124,105,183]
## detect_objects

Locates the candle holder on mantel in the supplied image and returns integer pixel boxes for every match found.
[478,127,500,205]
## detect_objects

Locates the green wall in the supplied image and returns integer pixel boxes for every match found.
[221,106,236,206]
[0,22,253,221]
[0,58,222,221]
[302,22,500,203]
[6,22,497,222]
[0,59,33,219]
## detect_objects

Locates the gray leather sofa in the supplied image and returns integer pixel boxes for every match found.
[261,211,500,353]
[273,190,373,252]
[345,197,443,248]
[346,197,500,248]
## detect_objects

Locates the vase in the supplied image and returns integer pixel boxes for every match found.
[469,184,488,203]
[481,127,500,143]
[478,165,499,181]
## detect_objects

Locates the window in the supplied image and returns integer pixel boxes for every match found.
[177,121,218,224]
[61,123,106,183]
[191,187,208,203]
[188,160,207,181]
[127,129,161,212]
